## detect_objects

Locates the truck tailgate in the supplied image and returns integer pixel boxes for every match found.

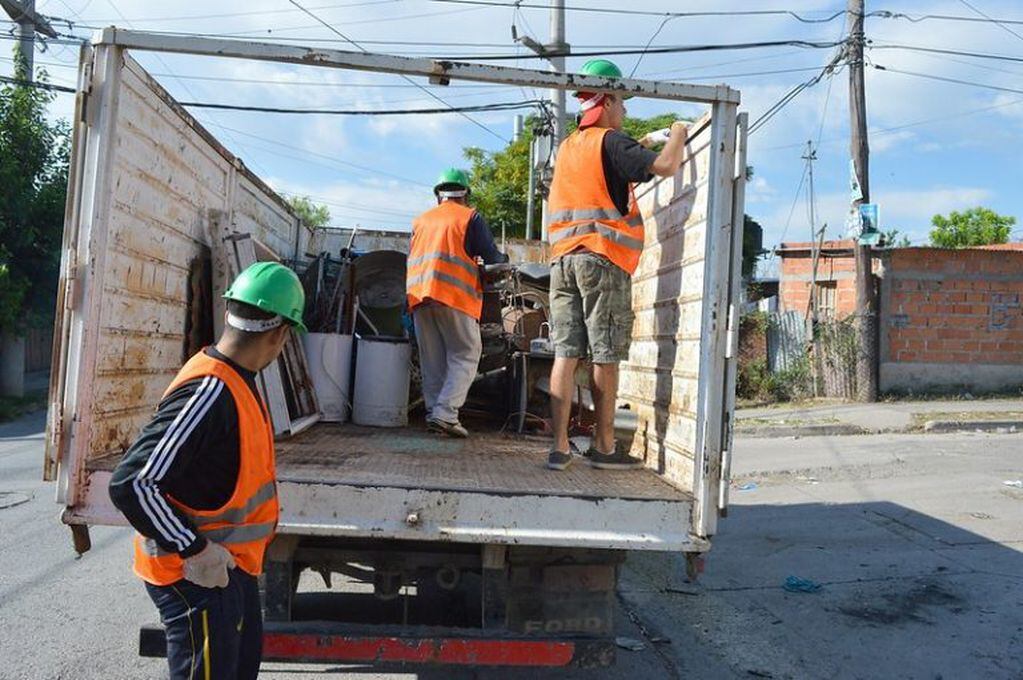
[273,423,698,551]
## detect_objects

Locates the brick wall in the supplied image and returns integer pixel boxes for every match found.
[778,240,867,319]
[880,247,1023,393]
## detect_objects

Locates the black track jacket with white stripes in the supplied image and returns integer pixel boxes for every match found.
[109,347,260,558]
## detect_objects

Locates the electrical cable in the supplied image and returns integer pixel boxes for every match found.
[957,0,1023,43]
[872,63,1023,96]
[286,0,509,143]
[870,43,1023,65]
[748,55,844,136]
[177,99,542,115]
[435,39,847,61]
[426,1,857,24]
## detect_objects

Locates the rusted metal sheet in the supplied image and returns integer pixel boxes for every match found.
[54,47,306,503]
[620,113,714,494]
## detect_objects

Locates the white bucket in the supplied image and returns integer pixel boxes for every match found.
[352,336,411,427]
[301,333,353,423]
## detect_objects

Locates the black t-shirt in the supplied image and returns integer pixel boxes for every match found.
[600,130,658,216]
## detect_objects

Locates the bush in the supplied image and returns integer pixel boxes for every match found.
[737,355,812,403]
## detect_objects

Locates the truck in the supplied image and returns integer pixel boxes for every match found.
[44,28,748,670]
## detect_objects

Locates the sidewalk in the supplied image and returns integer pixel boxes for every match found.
[736,397,1023,438]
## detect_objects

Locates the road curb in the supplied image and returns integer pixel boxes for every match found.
[922,420,1023,434]
[734,423,871,439]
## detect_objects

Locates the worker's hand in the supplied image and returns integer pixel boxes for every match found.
[639,127,671,148]
[183,541,236,589]
[669,121,688,140]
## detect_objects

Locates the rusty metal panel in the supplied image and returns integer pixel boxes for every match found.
[620,114,714,494]
[232,176,298,259]
[61,51,302,480]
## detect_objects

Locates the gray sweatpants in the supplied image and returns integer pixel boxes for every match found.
[413,304,483,423]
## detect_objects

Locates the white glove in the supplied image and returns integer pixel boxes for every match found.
[183,541,236,588]
[644,127,672,146]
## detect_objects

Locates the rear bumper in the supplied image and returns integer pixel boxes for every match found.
[139,622,616,668]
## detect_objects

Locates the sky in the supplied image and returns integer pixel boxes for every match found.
[3,0,1022,277]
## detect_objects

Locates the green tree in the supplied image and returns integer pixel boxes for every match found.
[882,228,911,248]
[929,207,1016,248]
[286,195,331,228]
[464,113,690,239]
[743,214,768,279]
[0,56,70,335]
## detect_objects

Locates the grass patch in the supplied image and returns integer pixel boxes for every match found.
[0,389,48,423]
[741,416,842,427]
[911,411,1023,428]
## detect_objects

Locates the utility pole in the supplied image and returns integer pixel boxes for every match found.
[548,0,568,145]
[516,1,567,241]
[1,0,57,79]
[847,0,878,402]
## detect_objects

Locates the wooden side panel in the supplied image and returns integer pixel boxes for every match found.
[79,55,298,462]
[620,115,714,494]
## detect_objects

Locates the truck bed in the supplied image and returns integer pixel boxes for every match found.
[275,423,685,502]
[85,423,698,552]
[270,422,698,551]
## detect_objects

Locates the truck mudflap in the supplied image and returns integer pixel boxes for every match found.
[139,622,616,669]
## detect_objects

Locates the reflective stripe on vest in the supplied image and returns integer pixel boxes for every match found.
[548,208,644,228]
[190,480,277,527]
[406,269,483,302]
[407,201,483,319]
[132,351,279,586]
[407,250,479,278]
[547,126,646,275]
[548,221,645,251]
[141,518,276,557]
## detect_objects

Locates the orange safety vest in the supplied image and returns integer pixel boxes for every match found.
[406,200,484,320]
[132,351,279,586]
[547,127,646,275]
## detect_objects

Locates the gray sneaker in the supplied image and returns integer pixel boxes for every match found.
[587,447,643,470]
[427,418,469,438]
[547,450,573,471]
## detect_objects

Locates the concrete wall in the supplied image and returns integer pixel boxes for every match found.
[879,247,1023,394]
[777,240,863,318]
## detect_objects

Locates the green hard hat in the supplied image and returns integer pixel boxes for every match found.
[576,58,633,99]
[433,167,471,195]
[223,261,307,333]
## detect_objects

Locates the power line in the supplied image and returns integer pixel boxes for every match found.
[98,0,276,180]
[875,10,1023,26]
[748,55,845,135]
[205,122,431,187]
[80,1,402,24]
[872,63,1023,96]
[0,74,75,92]
[957,0,1023,43]
[178,99,541,115]
[436,39,847,61]
[426,0,856,23]
[286,0,508,143]
[760,96,1023,152]
[870,43,1023,64]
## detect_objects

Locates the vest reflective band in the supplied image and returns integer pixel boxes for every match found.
[407,201,483,320]
[547,126,646,275]
[132,351,279,586]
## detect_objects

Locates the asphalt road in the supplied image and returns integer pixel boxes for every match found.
[1,410,1021,679]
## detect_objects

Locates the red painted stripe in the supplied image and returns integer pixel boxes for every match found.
[262,634,576,667]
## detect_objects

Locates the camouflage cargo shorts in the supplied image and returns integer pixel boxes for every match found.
[549,252,635,364]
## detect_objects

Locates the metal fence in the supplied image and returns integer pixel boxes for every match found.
[767,311,809,373]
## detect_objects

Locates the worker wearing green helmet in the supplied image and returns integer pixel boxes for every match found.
[545,58,691,472]
[407,168,508,438]
[109,261,305,680]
